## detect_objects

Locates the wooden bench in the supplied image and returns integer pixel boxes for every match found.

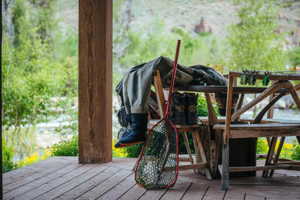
[218,71,300,190]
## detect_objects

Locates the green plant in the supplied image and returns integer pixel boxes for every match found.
[196,95,219,117]
[197,95,209,116]
[3,139,16,172]
[256,138,268,154]
[124,144,143,158]
[17,149,52,168]
[3,0,79,164]
[288,47,300,67]
[51,136,78,156]
[291,145,300,160]
[227,0,286,72]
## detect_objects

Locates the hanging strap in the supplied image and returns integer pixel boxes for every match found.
[164,40,181,119]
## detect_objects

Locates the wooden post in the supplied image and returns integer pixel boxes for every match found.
[79,0,112,163]
[222,73,234,190]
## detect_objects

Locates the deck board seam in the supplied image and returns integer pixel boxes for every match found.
[200,186,210,200]
[158,188,169,200]
[96,172,134,200]
[222,189,228,200]
[56,167,120,200]
[115,183,137,200]
[180,182,193,200]
[7,164,82,200]
[27,165,94,200]
[136,188,148,200]
[4,161,71,188]
[47,166,110,200]
[74,168,131,200]
[4,162,73,193]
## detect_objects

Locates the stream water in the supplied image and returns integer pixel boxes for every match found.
[6,106,300,162]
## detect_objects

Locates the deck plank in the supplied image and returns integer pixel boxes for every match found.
[3,157,70,186]
[223,189,245,200]
[3,157,300,200]
[98,174,136,200]
[77,169,132,199]
[202,185,226,200]
[14,164,94,200]
[35,165,109,200]
[118,184,147,200]
[138,188,167,200]
[160,181,192,200]
[4,164,79,200]
[55,166,119,200]
[181,183,208,200]
[245,193,265,200]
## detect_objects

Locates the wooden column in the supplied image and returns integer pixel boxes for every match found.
[79,0,112,163]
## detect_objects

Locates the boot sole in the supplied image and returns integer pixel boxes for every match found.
[115,141,144,148]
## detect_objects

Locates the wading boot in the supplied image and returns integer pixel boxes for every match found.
[170,92,186,125]
[185,93,198,125]
[115,113,147,148]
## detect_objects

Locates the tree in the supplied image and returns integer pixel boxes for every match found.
[227,0,286,72]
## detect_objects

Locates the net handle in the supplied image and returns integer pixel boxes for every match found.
[164,40,181,118]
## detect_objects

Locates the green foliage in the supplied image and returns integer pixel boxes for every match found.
[51,136,78,156]
[119,26,226,68]
[288,47,300,67]
[196,95,219,117]
[291,145,300,160]
[179,134,195,154]
[256,138,268,154]
[3,139,16,172]
[124,144,143,158]
[3,0,67,128]
[197,95,209,116]
[227,0,286,71]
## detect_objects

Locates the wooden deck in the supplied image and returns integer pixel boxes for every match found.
[3,157,300,200]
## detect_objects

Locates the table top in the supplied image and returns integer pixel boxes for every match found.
[177,85,300,94]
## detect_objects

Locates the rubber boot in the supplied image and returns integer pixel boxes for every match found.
[185,93,198,125]
[115,113,147,148]
[171,93,186,125]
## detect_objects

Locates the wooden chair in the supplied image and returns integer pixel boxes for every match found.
[149,70,212,179]
[215,72,300,190]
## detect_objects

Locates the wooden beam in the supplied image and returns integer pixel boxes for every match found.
[79,0,112,163]
[228,71,300,81]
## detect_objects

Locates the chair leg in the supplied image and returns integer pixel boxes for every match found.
[269,137,285,177]
[263,137,277,177]
[192,131,201,174]
[221,142,230,190]
[183,132,195,172]
[193,130,212,180]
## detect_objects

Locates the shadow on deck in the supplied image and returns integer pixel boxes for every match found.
[3,157,300,200]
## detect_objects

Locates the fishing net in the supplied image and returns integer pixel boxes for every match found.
[135,40,181,189]
[135,120,178,189]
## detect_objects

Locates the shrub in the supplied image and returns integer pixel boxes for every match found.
[291,145,300,160]
[112,139,128,158]
[288,47,300,67]
[3,140,16,172]
[256,138,268,155]
[125,144,143,158]
[227,0,286,72]
[281,143,294,160]
[51,136,78,156]
[197,95,209,117]
[17,150,52,168]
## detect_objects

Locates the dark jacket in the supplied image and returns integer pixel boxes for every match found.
[116,56,227,115]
